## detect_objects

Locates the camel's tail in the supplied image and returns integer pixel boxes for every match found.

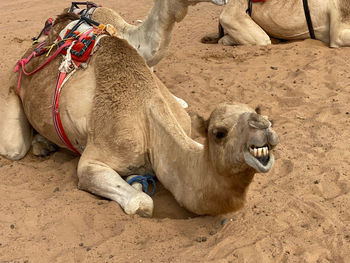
[201,22,225,44]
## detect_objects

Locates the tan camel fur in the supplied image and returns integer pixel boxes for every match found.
[92,0,227,67]
[0,13,279,217]
[203,0,350,47]
[91,0,226,110]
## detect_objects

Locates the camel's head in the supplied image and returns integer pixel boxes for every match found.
[194,103,279,175]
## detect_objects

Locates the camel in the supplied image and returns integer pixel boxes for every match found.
[89,0,227,67]
[202,0,350,47]
[0,13,279,217]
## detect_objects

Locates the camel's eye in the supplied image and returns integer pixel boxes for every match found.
[212,127,228,140]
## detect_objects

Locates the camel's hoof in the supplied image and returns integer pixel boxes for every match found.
[124,193,153,218]
[32,134,58,157]
[218,35,234,46]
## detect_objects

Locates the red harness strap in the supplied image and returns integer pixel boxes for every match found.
[52,64,81,155]
[15,41,72,95]
[252,0,267,2]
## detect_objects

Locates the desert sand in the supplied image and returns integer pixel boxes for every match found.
[0,0,350,262]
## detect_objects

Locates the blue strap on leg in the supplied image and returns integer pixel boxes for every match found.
[127,174,157,196]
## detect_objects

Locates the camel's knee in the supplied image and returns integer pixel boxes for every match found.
[253,35,271,45]
[0,94,32,160]
[330,28,350,48]
[124,193,153,217]
[0,144,30,160]
[0,131,31,161]
[219,12,271,45]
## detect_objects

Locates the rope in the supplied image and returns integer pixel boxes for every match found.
[127,174,157,196]
[15,41,72,95]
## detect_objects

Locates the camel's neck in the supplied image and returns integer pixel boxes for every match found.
[126,0,189,66]
[147,101,255,215]
[93,0,189,67]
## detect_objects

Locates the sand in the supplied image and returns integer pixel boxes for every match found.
[0,0,350,262]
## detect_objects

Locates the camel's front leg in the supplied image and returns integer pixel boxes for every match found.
[219,9,271,45]
[0,89,32,160]
[78,154,153,217]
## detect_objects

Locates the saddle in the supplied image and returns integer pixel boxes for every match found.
[57,19,99,63]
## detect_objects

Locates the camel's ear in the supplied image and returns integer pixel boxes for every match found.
[254,105,274,127]
[189,112,209,137]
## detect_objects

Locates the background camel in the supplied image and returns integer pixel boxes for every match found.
[92,0,227,67]
[0,13,278,217]
[202,0,350,47]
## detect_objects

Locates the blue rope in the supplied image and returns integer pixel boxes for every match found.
[127,174,157,196]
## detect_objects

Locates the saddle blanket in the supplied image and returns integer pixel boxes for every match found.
[58,20,98,62]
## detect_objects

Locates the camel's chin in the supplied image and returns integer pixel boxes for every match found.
[243,149,275,173]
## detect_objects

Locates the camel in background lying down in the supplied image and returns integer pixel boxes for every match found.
[0,13,279,217]
[202,0,350,47]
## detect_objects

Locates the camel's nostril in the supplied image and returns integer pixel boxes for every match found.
[267,130,280,146]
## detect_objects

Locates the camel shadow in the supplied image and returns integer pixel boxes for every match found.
[152,182,198,219]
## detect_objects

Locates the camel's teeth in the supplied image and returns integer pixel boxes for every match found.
[262,147,267,156]
[257,148,262,157]
[250,146,269,158]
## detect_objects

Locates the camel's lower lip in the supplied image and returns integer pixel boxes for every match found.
[243,146,275,173]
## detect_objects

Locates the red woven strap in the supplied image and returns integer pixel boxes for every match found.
[52,67,81,155]
[252,0,267,2]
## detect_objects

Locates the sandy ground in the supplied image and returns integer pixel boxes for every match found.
[1,0,350,262]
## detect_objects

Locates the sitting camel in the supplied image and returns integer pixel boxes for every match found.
[0,13,279,217]
[91,0,227,67]
[202,0,350,47]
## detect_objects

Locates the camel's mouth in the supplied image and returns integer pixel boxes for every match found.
[243,144,275,173]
